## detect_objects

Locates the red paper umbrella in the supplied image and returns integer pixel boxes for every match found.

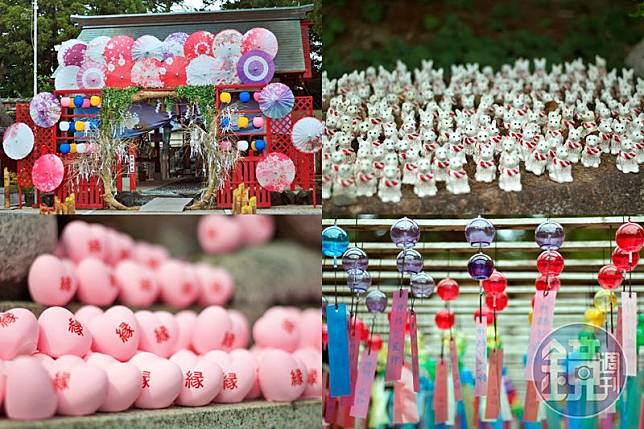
[32,154,64,193]
[184,31,215,60]
[160,56,187,88]
[104,35,135,67]
[105,63,133,88]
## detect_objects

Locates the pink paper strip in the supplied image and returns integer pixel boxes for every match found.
[409,311,420,393]
[324,372,338,425]
[525,290,557,380]
[484,348,502,420]
[385,289,408,381]
[449,338,462,401]
[474,318,488,396]
[433,360,448,423]
[617,306,623,346]
[621,292,638,376]
[523,380,540,422]
[349,348,379,419]
[341,329,361,407]
[393,365,419,424]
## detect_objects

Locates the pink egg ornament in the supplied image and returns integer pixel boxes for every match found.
[135,311,179,358]
[252,310,300,352]
[298,308,323,350]
[169,351,224,406]
[202,351,254,403]
[4,356,57,420]
[258,349,306,402]
[107,230,135,265]
[229,348,261,399]
[293,348,322,398]
[235,215,275,246]
[173,310,197,353]
[156,260,200,308]
[48,356,108,416]
[191,306,233,354]
[134,242,169,270]
[38,306,92,358]
[0,308,39,360]
[88,305,140,361]
[197,215,243,254]
[28,254,77,306]
[74,305,104,326]
[227,310,250,350]
[85,352,141,412]
[76,257,119,306]
[114,260,160,307]
[196,264,235,306]
[129,355,183,409]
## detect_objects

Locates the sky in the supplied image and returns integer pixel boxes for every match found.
[172,0,223,11]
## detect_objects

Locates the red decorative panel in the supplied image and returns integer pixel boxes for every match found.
[301,20,313,79]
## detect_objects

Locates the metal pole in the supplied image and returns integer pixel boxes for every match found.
[33,0,38,97]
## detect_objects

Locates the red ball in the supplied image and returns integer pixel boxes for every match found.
[322,325,328,346]
[535,274,561,291]
[612,247,640,272]
[485,292,508,311]
[473,308,494,325]
[536,250,564,276]
[437,278,460,301]
[615,222,644,253]
[354,318,366,335]
[435,309,455,330]
[530,296,535,308]
[597,264,623,290]
[482,270,507,295]
[368,335,383,351]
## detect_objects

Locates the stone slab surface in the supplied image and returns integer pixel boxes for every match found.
[139,198,194,213]
[0,400,321,429]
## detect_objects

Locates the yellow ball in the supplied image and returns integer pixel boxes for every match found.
[237,116,249,129]
[220,92,232,103]
[70,143,77,154]
[74,121,85,131]
[528,308,533,325]
[584,308,605,327]
[593,289,616,313]
[90,96,101,107]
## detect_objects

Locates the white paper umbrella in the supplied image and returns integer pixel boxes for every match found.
[77,60,106,89]
[57,39,81,66]
[292,117,324,153]
[186,55,218,86]
[163,32,188,58]
[213,29,243,62]
[212,57,240,84]
[3,123,34,160]
[86,36,111,64]
[132,35,165,61]
[55,65,80,90]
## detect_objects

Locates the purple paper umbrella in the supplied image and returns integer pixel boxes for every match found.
[346,269,371,294]
[237,50,275,85]
[467,253,495,280]
[29,92,61,128]
[535,220,565,250]
[465,216,495,247]
[259,83,294,119]
[342,247,369,272]
[164,32,189,59]
[410,272,435,298]
[396,249,424,275]
[63,42,87,67]
[390,217,420,249]
[365,289,387,313]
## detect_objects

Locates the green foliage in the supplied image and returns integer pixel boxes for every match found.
[423,15,440,32]
[100,87,140,132]
[361,1,384,24]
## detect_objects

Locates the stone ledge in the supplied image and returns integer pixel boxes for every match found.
[0,400,321,429]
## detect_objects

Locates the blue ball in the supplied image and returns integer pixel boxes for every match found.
[254,139,265,151]
[467,253,494,280]
[60,143,71,154]
[73,95,84,108]
[220,117,230,128]
[322,226,350,259]
[239,91,251,103]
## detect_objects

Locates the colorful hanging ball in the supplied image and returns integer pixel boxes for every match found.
[253,139,265,151]
[584,308,605,327]
[368,335,383,352]
[90,95,101,107]
[69,143,77,154]
[342,247,369,272]
[535,274,561,291]
[467,253,494,280]
[346,269,371,294]
[59,143,71,154]
[473,308,494,325]
[410,272,435,298]
[237,116,249,129]
[82,99,91,109]
[396,249,424,275]
[465,216,495,247]
[73,95,84,108]
[59,121,70,132]
[219,140,232,151]
[322,226,350,258]
[74,121,85,131]
[535,220,565,250]
[485,291,509,311]
[611,247,639,272]
[237,140,249,151]
[60,97,71,107]
[482,270,507,295]
[536,250,564,276]
[239,91,251,103]
[593,289,617,313]
[390,217,420,249]
[220,117,230,128]
[615,222,644,253]
[597,264,623,290]
[435,309,455,330]
[253,117,264,128]
[365,289,388,313]
[436,278,460,301]
[253,91,262,102]
[528,308,533,324]
[220,92,232,103]
[76,143,86,154]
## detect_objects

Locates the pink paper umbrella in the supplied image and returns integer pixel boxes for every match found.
[160,56,187,88]
[184,31,215,61]
[32,154,64,192]
[237,50,274,85]
[77,60,106,89]
[3,123,34,160]
[132,35,165,61]
[57,39,81,66]
[104,35,135,67]
[241,28,278,59]
[259,83,294,119]
[131,58,163,88]
[256,152,295,192]
[163,32,189,58]
[63,42,87,66]
[213,29,243,62]
[292,117,323,153]
[30,92,62,128]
